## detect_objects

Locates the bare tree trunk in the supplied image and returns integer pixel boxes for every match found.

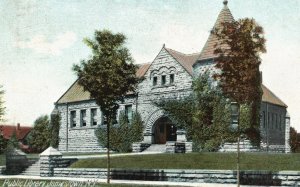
[107,118,111,183]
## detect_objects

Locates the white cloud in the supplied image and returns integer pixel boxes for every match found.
[15,31,77,56]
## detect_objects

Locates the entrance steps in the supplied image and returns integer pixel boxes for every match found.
[143,144,166,153]
[21,159,40,176]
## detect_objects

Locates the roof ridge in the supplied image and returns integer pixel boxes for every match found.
[166,48,200,56]
[262,84,287,107]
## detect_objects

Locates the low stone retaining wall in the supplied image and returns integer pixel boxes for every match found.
[53,168,300,186]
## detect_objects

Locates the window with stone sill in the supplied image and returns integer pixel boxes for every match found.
[125,105,132,124]
[70,111,76,127]
[153,76,157,86]
[91,108,98,126]
[170,74,174,84]
[81,109,87,127]
[161,75,166,85]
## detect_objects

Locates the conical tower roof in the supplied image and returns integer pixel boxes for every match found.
[198,0,234,61]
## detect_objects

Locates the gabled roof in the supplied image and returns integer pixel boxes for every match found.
[262,84,287,107]
[165,48,200,75]
[198,0,234,61]
[0,124,32,140]
[56,63,151,104]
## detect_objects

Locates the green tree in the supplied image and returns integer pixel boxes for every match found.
[290,127,299,153]
[0,86,5,122]
[7,131,19,150]
[0,133,7,153]
[95,111,144,153]
[26,115,50,153]
[213,18,266,145]
[73,30,139,183]
[130,112,144,143]
[155,73,232,151]
[50,111,61,148]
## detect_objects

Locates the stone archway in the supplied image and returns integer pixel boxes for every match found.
[153,117,177,144]
[143,109,177,144]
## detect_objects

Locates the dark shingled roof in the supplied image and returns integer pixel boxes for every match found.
[165,48,200,75]
[0,125,32,140]
[262,85,287,107]
[198,1,234,61]
[56,63,151,104]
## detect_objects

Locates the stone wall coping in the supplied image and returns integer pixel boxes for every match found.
[40,147,62,156]
[53,168,300,175]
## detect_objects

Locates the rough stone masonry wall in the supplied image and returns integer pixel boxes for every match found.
[57,100,105,152]
[137,48,193,142]
[53,168,300,186]
[260,102,287,151]
[57,97,137,152]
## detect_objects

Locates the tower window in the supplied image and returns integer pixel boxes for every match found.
[161,75,166,85]
[153,76,157,86]
[170,74,174,84]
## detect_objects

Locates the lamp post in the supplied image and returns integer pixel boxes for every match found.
[230,101,240,187]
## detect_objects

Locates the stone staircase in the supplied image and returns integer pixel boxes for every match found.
[219,139,260,152]
[21,159,40,176]
[143,144,166,153]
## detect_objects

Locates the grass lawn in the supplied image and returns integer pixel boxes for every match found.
[0,179,175,187]
[70,152,300,171]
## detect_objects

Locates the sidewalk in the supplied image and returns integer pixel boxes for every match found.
[0,175,238,187]
[62,151,163,159]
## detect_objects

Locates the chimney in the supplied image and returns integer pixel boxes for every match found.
[17,123,20,131]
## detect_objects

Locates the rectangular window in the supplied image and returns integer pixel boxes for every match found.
[161,75,166,85]
[70,111,76,127]
[279,115,282,131]
[268,112,270,129]
[125,105,133,123]
[170,74,174,84]
[91,108,98,126]
[263,111,266,128]
[81,110,87,127]
[276,114,278,129]
[153,76,157,86]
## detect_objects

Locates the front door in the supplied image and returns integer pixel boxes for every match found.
[154,117,177,144]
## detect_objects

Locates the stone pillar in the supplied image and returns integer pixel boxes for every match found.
[40,147,62,177]
[143,132,153,144]
[285,113,291,153]
[176,129,187,142]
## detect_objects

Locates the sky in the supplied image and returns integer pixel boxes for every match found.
[0,0,300,130]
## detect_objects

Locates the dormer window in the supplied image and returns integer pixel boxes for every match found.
[153,76,157,86]
[170,74,174,84]
[161,75,166,85]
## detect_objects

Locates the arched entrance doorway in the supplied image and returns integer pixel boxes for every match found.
[153,117,177,144]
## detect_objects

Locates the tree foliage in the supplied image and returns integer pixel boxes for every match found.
[0,86,5,122]
[290,127,300,153]
[95,111,144,152]
[0,132,7,153]
[73,30,139,123]
[50,112,61,148]
[26,115,50,153]
[73,30,139,182]
[213,18,266,144]
[155,73,232,151]
[6,131,19,150]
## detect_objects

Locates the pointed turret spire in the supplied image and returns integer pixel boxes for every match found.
[198,0,234,61]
